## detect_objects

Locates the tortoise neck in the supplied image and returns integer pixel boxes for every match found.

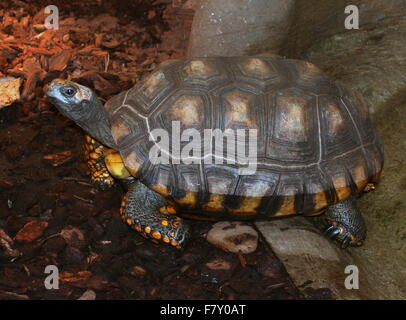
[78,97,118,149]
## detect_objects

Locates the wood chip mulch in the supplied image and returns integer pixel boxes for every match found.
[0,0,304,300]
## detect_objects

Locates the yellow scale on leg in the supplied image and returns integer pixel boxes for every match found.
[120,195,182,248]
[84,135,116,189]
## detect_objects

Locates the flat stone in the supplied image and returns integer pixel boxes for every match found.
[256,215,405,299]
[206,221,258,254]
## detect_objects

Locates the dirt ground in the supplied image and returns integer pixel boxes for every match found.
[0,0,307,300]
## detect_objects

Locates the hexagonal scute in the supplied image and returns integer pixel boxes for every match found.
[184,59,218,79]
[222,89,258,129]
[111,109,148,147]
[141,70,169,98]
[170,95,205,127]
[238,57,276,80]
[340,90,375,142]
[129,69,177,114]
[318,95,361,159]
[232,56,284,91]
[179,59,229,88]
[146,91,210,165]
[274,94,309,143]
[288,59,339,96]
[267,91,318,164]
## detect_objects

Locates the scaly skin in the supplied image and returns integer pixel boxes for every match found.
[323,196,367,248]
[120,181,190,248]
[84,135,115,190]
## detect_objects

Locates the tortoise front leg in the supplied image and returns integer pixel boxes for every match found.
[120,181,190,248]
[323,196,367,248]
[84,135,115,190]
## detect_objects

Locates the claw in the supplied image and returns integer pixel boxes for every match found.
[341,237,351,249]
[324,226,341,238]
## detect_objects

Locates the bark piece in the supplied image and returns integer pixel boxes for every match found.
[15,220,48,242]
[0,77,21,108]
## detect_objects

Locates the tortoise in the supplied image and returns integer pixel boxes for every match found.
[45,55,384,249]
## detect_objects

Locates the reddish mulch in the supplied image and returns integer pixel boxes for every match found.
[0,0,302,300]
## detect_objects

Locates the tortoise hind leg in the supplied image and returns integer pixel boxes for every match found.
[121,181,190,248]
[323,196,367,248]
[84,135,115,190]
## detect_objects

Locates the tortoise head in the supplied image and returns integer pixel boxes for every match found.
[45,79,97,121]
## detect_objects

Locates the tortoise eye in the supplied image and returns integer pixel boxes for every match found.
[62,87,76,97]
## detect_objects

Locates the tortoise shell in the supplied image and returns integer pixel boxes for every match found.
[104,56,383,219]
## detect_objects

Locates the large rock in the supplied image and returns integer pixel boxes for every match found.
[260,0,406,299]
[187,0,295,57]
[283,2,406,296]
[281,0,406,115]
[188,0,406,299]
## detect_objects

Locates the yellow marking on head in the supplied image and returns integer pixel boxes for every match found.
[125,218,132,226]
[144,227,151,234]
[170,232,175,237]
[163,236,170,243]
[171,239,178,246]
[161,220,169,226]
